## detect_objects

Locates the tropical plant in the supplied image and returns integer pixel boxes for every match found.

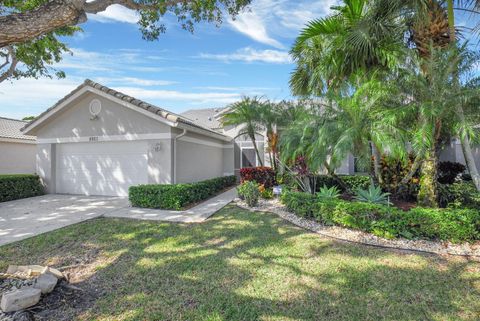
[385,45,480,207]
[221,97,265,166]
[354,184,391,205]
[317,185,341,200]
[237,181,260,207]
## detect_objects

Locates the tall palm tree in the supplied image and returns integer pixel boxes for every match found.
[386,45,480,207]
[221,97,264,167]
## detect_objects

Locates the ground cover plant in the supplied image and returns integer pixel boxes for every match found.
[0,206,479,321]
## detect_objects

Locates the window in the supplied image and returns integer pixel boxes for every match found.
[241,148,257,168]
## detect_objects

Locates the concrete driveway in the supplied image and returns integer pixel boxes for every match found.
[0,195,129,246]
[0,189,236,247]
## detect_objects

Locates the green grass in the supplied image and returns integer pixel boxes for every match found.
[1,205,479,320]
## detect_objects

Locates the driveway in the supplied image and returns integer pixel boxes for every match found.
[0,195,129,246]
[0,189,237,247]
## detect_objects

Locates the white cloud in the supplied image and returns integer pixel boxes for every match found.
[88,4,139,24]
[199,47,291,64]
[229,0,338,46]
[94,77,177,86]
[228,11,284,49]
[114,86,241,105]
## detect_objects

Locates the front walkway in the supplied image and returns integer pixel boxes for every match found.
[104,188,237,223]
[0,189,236,247]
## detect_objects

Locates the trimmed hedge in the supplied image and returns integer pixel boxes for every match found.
[281,190,480,243]
[240,167,276,188]
[129,175,236,210]
[0,174,44,202]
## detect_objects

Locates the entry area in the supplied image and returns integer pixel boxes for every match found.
[55,141,148,196]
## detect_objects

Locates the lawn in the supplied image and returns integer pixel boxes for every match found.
[1,205,479,321]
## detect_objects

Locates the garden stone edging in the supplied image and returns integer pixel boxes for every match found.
[233,198,480,257]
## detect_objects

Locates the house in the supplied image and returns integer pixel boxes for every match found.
[0,117,36,174]
[22,79,260,197]
[181,107,267,175]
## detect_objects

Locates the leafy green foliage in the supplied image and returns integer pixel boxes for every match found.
[315,175,371,193]
[317,185,341,200]
[438,182,480,209]
[237,181,260,207]
[282,190,480,243]
[0,174,44,202]
[1,0,80,82]
[355,185,391,205]
[129,176,236,210]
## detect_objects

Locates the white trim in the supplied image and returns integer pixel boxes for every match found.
[178,135,233,149]
[0,137,36,144]
[240,146,259,168]
[37,133,172,144]
[177,123,232,142]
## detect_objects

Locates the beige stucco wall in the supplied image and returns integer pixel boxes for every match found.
[33,91,175,193]
[31,92,170,139]
[0,141,36,174]
[174,130,231,183]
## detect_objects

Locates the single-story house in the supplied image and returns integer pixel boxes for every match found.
[22,79,261,197]
[0,117,36,174]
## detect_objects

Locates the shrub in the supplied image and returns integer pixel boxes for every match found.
[317,185,341,200]
[354,185,391,205]
[237,181,260,207]
[437,161,466,184]
[379,154,419,201]
[0,174,44,202]
[129,175,236,210]
[240,167,276,188]
[281,191,480,243]
[438,182,480,209]
[315,175,370,192]
[258,185,274,199]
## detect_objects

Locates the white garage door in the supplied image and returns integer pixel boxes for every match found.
[56,141,148,196]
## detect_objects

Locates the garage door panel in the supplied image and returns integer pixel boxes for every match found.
[56,141,148,196]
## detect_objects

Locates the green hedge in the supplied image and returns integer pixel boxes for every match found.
[281,191,480,243]
[0,174,44,202]
[129,176,237,210]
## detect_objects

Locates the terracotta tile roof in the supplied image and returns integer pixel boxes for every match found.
[0,117,35,141]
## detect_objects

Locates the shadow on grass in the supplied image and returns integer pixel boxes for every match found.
[1,205,479,321]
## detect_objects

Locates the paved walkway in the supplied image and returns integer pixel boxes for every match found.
[104,188,237,222]
[0,189,236,246]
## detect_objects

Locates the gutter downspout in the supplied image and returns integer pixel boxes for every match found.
[173,128,187,184]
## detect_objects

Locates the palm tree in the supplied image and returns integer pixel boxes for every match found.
[386,45,480,207]
[281,77,405,190]
[221,97,264,167]
[290,0,405,96]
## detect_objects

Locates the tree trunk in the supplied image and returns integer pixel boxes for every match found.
[400,154,422,185]
[250,135,264,167]
[417,149,438,207]
[371,142,383,185]
[446,0,480,191]
[0,0,86,48]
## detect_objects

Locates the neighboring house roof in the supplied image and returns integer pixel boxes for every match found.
[22,79,229,140]
[181,107,227,131]
[0,117,36,142]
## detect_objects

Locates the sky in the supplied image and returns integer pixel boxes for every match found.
[0,0,337,120]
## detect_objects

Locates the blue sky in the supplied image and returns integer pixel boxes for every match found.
[0,0,336,119]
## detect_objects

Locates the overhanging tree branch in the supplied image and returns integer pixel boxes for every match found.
[0,46,18,83]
